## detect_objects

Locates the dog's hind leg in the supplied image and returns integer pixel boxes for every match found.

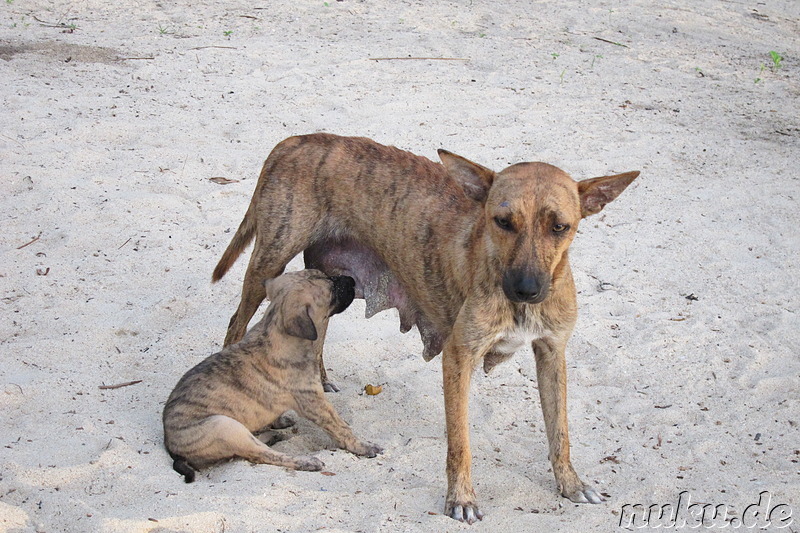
[223,222,317,347]
[194,415,324,471]
[224,250,284,346]
[312,342,339,393]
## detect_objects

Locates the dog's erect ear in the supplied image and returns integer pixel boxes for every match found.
[263,278,278,300]
[283,304,318,341]
[438,149,496,203]
[264,277,290,300]
[577,171,640,218]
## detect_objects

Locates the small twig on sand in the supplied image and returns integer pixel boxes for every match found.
[118,237,133,250]
[189,46,238,50]
[32,15,72,29]
[17,232,42,250]
[98,380,142,390]
[55,5,73,26]
[1,134,26,149]
[368,57,470,61]
[593,37,629,48]
[119,57,155,61]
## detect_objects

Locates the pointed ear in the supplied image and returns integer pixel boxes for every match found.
[282,303,318,341]
[577,171,640,218]
[263,278,279,300]
[438,149,496,203]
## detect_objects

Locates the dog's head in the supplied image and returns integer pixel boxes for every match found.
[263,270,356,341]
[439,149,639,305]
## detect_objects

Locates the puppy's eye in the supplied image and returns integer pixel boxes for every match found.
[552,223,570,233]
[494,216,514,231]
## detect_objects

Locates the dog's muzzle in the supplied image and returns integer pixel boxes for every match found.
[502,270,550,304]
[329,275,356,315]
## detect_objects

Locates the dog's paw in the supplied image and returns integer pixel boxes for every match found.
[258,431,288,447]
[322,381,340,393]
[295,456,325,471]
[563,483,605,504]
[354,441,384,458]
[445,502,484,524]
[270,414,296,430]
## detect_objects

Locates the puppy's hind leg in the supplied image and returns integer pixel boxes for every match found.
[196,415,324,472]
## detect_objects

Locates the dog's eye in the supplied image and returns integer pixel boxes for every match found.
[552,223,570,233]
[494,216,514,231]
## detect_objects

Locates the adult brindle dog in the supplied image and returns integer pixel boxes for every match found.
[212,133,639,523]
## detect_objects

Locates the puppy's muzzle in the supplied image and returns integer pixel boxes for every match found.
[502,270,550,304]
[330,275,356,315]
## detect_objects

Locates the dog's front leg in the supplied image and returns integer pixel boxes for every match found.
[442,336,484,524]
[533,337,604,504]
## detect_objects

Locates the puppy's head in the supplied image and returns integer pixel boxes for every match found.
[263,270,355,341]
[439,149,639,305]
[329,275,356,315]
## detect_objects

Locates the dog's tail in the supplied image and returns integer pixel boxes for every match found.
[169,452,197,483]
[212,200,257,282]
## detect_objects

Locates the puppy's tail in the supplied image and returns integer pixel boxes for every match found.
[169,452,197,483]
[212,200,257,283]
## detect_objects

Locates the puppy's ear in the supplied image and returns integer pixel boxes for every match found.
[577,171,639,218]
[263,277,286,300]
[439,149,496,203]
[283,303,318,341]
[263,278,276,299]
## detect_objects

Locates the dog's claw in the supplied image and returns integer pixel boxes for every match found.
[583,487,605,504]
[322,381,340,393]
[447,504,483,524]
[566,485,605,504]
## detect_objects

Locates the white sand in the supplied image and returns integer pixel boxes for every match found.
[1,1,798,531]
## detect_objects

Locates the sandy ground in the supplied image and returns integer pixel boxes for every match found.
[1,0,799,531]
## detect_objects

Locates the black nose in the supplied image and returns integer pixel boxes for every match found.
[502,270,549,304]
[329,275,356,315]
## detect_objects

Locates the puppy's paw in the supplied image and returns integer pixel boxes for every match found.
[258,431,288,447]
[270,414,296,430]
[295,455,325,471]
[353,441,384,458]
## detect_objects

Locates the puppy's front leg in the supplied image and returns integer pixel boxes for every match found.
[533,338,604,504]
[294,390,383,458]
[442,337,484,524]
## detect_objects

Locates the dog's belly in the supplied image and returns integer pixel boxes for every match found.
[304,237,445,360]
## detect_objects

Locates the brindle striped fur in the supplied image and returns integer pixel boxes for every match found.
[163,270,381,482]
[212,134,638,522]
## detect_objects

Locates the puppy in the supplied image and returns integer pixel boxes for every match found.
[163,270,382,482]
